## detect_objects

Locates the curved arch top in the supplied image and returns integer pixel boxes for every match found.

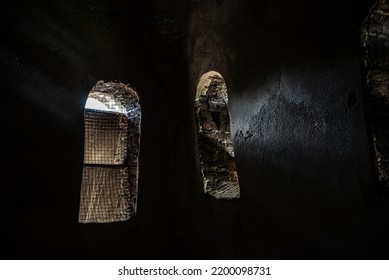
[194,71,240,199]
[196,71,227,100]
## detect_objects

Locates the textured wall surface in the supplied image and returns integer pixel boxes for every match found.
[1,0,388,259]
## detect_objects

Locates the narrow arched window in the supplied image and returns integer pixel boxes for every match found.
[361,1,389,188]
[195,71,240,199]
[78,80,141,223]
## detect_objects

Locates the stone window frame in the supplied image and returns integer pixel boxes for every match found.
[78,80,141,223]
[194,71,240,199]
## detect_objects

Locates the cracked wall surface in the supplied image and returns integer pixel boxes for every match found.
[362,0,389,187]
[195,71,240,199]
[79,81,141,223]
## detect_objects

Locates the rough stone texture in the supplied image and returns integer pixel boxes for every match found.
[195,72,240,199]
[79,81,141,223]
[362,0,389,187]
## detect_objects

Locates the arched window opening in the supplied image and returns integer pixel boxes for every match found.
[361,1,389,188]
[195,71,240,199]
[79,80,141,223]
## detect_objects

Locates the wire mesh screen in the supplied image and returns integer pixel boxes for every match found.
[83,109,128,165]
[79,166,133,223]
[79,81,141,223]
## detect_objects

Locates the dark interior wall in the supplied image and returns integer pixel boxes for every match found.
[1,0,192,259]
[187,0,380,258]
[1,0,388,259]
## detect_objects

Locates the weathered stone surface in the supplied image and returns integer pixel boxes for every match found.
[79,81,141,223]
[195,72,240,199]
[362,0,389,186]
